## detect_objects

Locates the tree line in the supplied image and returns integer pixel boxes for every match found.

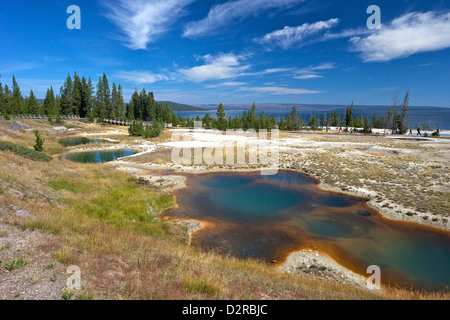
[197,92,410,134]
[0,73,176,123]
[0,73,412,134]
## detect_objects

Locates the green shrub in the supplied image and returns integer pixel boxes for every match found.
[62,288,75,300]
[33,130,45,152]
[184,278,218,296]
[6,258,26,271]
[129,121,162,138]
[45,263,55,270]
[144,122,162,138]
[55,113,63,124]
[128,120,144,136]
[0,141,52,162]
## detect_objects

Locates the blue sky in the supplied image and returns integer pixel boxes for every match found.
[1,0,450,107]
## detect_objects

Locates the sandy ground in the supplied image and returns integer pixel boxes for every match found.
[0,204,67,300]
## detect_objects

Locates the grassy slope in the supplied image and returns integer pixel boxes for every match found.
[0,120,447,300]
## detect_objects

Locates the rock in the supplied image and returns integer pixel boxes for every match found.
[14,209,35,219]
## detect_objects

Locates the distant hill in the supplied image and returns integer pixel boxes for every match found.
[158,101,202,111]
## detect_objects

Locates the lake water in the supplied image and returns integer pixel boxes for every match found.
[62,149,136,163]
[167,171,450,291]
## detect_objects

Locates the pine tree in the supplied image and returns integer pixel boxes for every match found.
[216,103,227,131]
[34,130,45,152]
[345,102,354,127]
[260,110,268,130]
[163,103,172,123]
[82,77,95,118]
[94,76,104,118]
[101,73,112,118]
[117,84,125,119]
[60,74,73,115]
[25,90,40,114]
[202,113,213,129]
[129,120,144,136]
[308,114,319,130]
[363,116,370,133]
[111,83,118,119]
[10,75,23,115]
[72,72,82,116]
[320,113,327,128]
[111,82,125,119]
[145,91,155,121]
[129,89,139,120]
[3,84,11,114]
[43,87,56,115]
[138,88,147,120]
[0,75,4,114]
[55,111,63,124]
[372,114,380,128]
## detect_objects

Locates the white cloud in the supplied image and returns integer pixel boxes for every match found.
[205,81,247,88]
[0,61,41,75]
[104,0,194,50]
[115,70,170,83]
[294,74,322,80]
[239,86,319,95]
[292,62,335,80]
[177,53,250,82]
[183,0,304,38]
[350,11,450,62]
[256,18,339,49]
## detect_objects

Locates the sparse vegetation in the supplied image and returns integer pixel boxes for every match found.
[61,288,75,300]
[0,118,448,300]
[129,120,162,139]
[5,257,26,271]
[33,130,45,152]
[45,263,54,270]
[0,141,52,162]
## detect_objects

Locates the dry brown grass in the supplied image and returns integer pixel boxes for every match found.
[1,120,448,300]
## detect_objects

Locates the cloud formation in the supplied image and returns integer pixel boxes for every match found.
[114,70,170,84]
[239,86,319,95]
[177,53,250,82]
[104,0,194,50]
[350,11,450,62]
[183,0,304,38]
[292,62,335,79]
[256,18,339,49]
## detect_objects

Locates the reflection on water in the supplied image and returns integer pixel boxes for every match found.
[59,137,103,146]
[168,171,450,291]
[63,149,136,163]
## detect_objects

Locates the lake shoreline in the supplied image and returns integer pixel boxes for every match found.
[75,127,449,292]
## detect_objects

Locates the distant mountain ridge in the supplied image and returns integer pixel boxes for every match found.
[193,103,450,111]
[158,101,202,111]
